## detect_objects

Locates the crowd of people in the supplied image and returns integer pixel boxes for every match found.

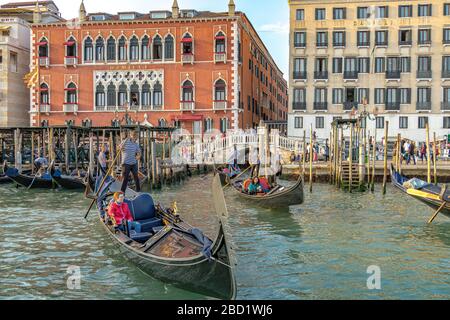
[397,140,440,165]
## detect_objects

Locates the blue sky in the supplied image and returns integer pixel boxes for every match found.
[8,0,290,77]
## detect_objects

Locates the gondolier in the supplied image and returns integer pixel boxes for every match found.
[120,130,141,193]
[34,155,48,171]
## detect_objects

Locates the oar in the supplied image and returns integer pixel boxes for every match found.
[84,145,123,220]
[428,185,447,224]
[222,165,253,189]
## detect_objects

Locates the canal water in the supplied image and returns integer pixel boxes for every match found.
[0,177,449,300]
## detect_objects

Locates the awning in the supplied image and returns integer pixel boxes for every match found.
[64,87,77,91]
[39,88,49,92]
[181,85,193,89]
[63,41,76,46]
[181,38,192,43]
[36,41,48,46]
[215,36,225,40]
[171,115,203,121]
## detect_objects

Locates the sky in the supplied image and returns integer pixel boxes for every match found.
[2,0,290,77]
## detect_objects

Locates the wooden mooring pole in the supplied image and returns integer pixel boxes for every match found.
[433,132,437,185]
[382,121,389,195]
[425,122,431,184]
[309,124,313,193]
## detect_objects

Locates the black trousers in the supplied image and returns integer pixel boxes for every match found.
[121,163,140,193]
[251,164,260,178]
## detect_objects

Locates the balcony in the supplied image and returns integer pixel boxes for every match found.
[214,52,226,63]
[153,104,163,110]
[343,101,358,111]
[129,104,140,111]
[385,70,401,80]
[182,53,194,64]
[213,101,227,110]
[314,71,328,80]
[418,40,432,46]
[294,42,306,48]
[333,41,346,48]
[385,102,401,111]
[441,101,450,111]
[64,57,78,66]
[443,70,450,79]
[444,39,450,45]
[39,57,49,67]
[292,102,306,111]
[316,42,328,48]
[63,103,78,113]
[416,101,431,111]
[343,71,359,80]
[313,102,328,111]
[293,71,307,80]
[39,104,50,113]
[417,70,432,80]
[95,105,106,111]
[180,101,195,111]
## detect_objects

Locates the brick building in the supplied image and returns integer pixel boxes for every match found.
[30,0,288,135]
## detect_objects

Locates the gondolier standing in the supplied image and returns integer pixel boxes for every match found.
[121,130,141,193]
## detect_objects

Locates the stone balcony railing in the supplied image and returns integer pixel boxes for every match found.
[63,103,78,113]
[213,101,227,110]
[181,53,194,64]
[39,104,50,113]
[39,57,49,67]
[64,57,78,66]
[180,101,195,111]
[214,52,226,63]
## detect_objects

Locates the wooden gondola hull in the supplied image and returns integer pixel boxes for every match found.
[0,175,11,184]
[391,166,450,219]
[53,176,86,190]
[232,178,304,208]
[4,167,54,189]
[101,220,235,299]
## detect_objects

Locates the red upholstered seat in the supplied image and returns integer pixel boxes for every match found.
[243,179,252,191]
[259,178,270,190]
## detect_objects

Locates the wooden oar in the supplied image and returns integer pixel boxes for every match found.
[428,185,447,224]
[222,165,253,189]
[84,145,123,220]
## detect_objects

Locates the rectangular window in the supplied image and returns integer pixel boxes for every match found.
[398,5,413,17]
[445,4,450,16]
[399,29,412,45]
[418,4,432,17]
[400,88,411,104]
[316,31,328,47]
[444,87,450,102]
[418,29,431,45]
[376,117,385,129]
[418,56,432,72]
[417,87,431,103]
[399,117,408,129]
[332,57,343,73]
[375,57,386,73]
[400,57,411,73]
[376,6,389,18]
[375,88,385,104]
[357,7,369,19]
[358,88,369,104]
[387,57,400,72]
[316,117,325,129]
[294,31,306,47]
[444,28,450,44]
[357,30,370,46]
[294,116,303,129]
[333,8,346,20]
[316,8,326,20]
[314,88,327,103]
[333,31,346,47]
[344,57,357,72]
[358,57,370,73]
[443,56,450,73]
[332,88,343,104]
[293,88,306,110]
[296,9,305,20]
[375,30,388,46]
[293,58,307,77]
[444,117,450,129]
[386,88,399,104]
[418,116,429,129]
[9,51,17,73]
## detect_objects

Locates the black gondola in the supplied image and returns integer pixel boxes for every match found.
[391,164,450,219]
[231,172,304,208]
[93,174,236,299]
[3,162,54,189]
[0,174,11,184]
[49,165,87,190]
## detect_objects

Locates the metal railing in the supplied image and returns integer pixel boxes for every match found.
[313,102,328,110]
[343,71,359,80]
[386,70,401,79]
[416,101,431,110]
[292,71,307,80]
[385,102,401,111]
[292,102,306,110]
[343,101,358,111]
[417,70,432,79]
[314,71,328,80]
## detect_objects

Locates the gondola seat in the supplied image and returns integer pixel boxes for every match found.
[125,194,162,233]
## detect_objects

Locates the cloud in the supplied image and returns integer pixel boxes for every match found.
[257,22,289,34]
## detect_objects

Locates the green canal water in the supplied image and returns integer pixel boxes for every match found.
[0,176,449,300]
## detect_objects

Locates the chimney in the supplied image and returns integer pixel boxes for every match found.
[172,0,179,19]
[228,0,236,16]
[79,0,87,22]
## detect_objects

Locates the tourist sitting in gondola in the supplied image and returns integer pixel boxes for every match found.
[246,177,270,195]
[108,192,134,230]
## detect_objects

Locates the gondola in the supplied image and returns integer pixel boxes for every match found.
[0,173,11,184]
[49,164,87,190]
[215,164,249,186]
[231,172,304,208]
[390,164,450,219]
[93,174,236,299]
[3,162,54,189]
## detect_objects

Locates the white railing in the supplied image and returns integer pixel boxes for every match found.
[213,101,227,110]
[182,53,194,64]
[65,57,78,66]
[214,52,226,63]
[180,101,195,111]
[63,103,78,113]
[39,104,50,113]
[39,57,49,67]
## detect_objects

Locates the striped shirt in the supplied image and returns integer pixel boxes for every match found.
[121,139,141,165]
